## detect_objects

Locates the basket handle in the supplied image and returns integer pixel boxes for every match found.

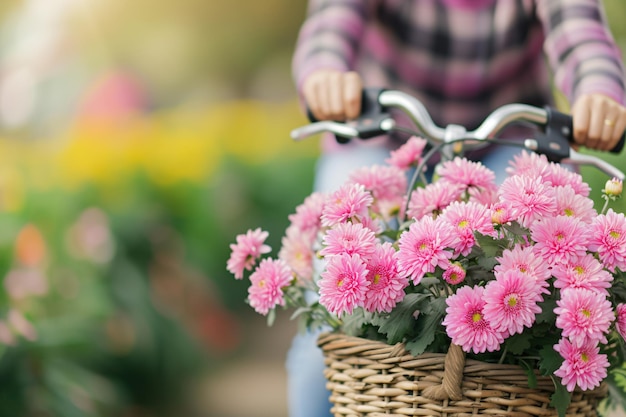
[422,343,465,401]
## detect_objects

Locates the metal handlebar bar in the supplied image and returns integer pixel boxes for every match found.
[290,88,625,180]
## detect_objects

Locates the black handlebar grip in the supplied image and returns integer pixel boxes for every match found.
[545,107,625,154]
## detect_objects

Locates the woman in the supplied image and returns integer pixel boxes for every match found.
[288,2,626,416]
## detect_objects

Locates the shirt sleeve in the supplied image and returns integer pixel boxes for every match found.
[536,0,626,106]
[291,0,369,98]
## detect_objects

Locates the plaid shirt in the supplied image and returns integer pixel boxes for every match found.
[292,0,625,132]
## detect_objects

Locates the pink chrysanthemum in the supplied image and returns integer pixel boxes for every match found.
[588,209,626,272]
[227,228,272,279]
[468,185,498,207]
[442,261,466,285]
[543,163,590,197]
[552,253,613,294]
[318,253,369,316]
[490,202,514,226]
[363,242,408,313]
[442,286,504,353]
[320,222,378,258]
[498,174,557,228]
[288,192,327,234]
[406,181,463,219]
[530,215,590,266]
[349,164,408,202]
[506,150,549,177]
[483,269,543,337]
[440,201,495,256]
[437,157,497,192]
[321,183,373,227]
[495,245,552,292]
[555,288,614,347]
[615,304,626,341]
[278,226,316,282]
[396,215,459,284]
[554,338,609,392]
[247,258,293,315]
[385,136,428,170]
[554,185,597,224]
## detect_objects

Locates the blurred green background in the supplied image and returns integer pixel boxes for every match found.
[0,1,622,417]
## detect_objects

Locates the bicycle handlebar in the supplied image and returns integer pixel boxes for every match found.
[290,88,625,180]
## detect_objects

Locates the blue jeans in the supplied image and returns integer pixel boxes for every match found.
[285,141,526,417]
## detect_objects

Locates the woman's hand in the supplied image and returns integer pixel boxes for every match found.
[302,70,363,121]
[571,93,626,152]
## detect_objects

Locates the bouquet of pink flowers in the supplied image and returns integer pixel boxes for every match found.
[227,137,626,413]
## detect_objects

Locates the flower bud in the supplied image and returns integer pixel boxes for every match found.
[604,177,623,197]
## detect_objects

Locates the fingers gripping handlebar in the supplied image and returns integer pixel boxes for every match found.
[292,88,625,180]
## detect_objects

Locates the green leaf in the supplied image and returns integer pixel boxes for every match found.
[549,376,571,417]
[372,292,430,344]
[503,221,529,236]
[405,298,447,355]
[504,332,532,356]
[342,308,369,336]
[536,298,557,324]
[538,345,563,376]
[474,234,506,258]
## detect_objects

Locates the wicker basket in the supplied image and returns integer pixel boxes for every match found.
[318,332,608,417]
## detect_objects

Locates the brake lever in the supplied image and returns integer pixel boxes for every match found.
[523,137,625,180]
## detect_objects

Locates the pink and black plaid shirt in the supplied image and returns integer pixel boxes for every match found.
[292,0,625,133]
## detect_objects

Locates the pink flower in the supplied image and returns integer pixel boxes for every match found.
[385,136,428,170]
[506,150,549,177]
[442,262,466,285]
[554,338,609,392]
[483,270,543,337]
[440,201,495,256]
[442,286,504,353]
[318,253,369,316]
[247,258,293,315]
[552,253,613,294]
[320,222,378,258]
[554,185,596,224]
[543,163,590,197]
[349,165,407,202]
[278,226,316,282]
[498,174,557,228]
[406,181,463,219]
[363,243,408,313]
[396,215,458,284]
[555,288,614,347]
[616,304,626,341]
[288,192,327,234]
[495,245,552,291]
[490,202,514,226]
[437,157,496,192]
[321,183,373,227]
[227,228,272,279]
[530,215,590,266]
[588,209,626,272]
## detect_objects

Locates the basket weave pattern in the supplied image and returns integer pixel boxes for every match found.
[318,333,608,417]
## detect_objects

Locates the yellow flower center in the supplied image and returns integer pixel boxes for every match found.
[564,208,574,217]
[574,266,585,275]
[610,230,621,239]
[556,233,564,241]
[258,280,266,288]
[337,279,344,287]
[581,309,591,318]
[458,219,469,229]
[472,312,482,322]
[507,296,518,308]
[581,353,589,362]
[373,274,381,285]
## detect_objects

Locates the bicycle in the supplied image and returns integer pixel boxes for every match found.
[290,87,625,182]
